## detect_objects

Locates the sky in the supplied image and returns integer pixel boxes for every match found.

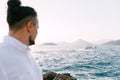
[0,0,120,44]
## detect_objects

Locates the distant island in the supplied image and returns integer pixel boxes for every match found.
[40,39,95,49]
[103,40,120,45]
[72,39,93,48]
[42,43,58,46]
[40,39,120,48]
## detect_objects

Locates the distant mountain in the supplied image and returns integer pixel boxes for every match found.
[103,40,120,45]
[71,39,93,48]
[94,39,112,45]
[53,39,94,49]
[40,39,94,49]
[42,43,57,46]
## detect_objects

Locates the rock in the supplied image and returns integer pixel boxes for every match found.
[43,72,77,80]
[43,72,57,80]
[54,74,76,80]
[63,73,71,76]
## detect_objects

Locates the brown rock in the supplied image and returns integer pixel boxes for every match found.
[54,74,76,80]
[43,72,77,80]
[43,72,57,80]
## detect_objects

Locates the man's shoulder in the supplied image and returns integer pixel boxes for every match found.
[0,42,22,63]
[0,42,15,54]
[0,42,9,49]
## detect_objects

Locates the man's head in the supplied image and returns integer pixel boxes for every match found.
[7,0,38,46]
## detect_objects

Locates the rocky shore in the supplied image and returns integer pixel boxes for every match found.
[43,72,77,80]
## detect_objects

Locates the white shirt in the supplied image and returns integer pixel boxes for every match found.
[0,36,43,80]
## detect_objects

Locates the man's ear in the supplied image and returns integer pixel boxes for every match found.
[25,21,33,33]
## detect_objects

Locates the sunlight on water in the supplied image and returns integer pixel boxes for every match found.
[31,45,120,80]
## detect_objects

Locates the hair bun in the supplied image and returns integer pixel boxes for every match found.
[7,0,21,8]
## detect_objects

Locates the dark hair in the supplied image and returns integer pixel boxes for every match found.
[7,0,37,29]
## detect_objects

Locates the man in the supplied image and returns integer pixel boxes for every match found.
[0,0,43,80]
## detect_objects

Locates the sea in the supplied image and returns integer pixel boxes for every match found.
[30,45,120,80]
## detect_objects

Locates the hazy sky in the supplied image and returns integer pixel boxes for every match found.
[0,0,120,44]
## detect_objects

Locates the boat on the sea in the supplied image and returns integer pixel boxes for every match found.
[82,45,97,51]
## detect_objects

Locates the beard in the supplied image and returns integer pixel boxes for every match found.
[29,36,35,46]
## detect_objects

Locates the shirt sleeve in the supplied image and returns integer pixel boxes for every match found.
[0,64,8,80]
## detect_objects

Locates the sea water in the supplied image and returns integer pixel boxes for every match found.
[31,45,120,80]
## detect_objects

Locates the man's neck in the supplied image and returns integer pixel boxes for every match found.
[9,30,29,46]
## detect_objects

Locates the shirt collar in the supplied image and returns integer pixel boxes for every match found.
[3,36,31,52]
